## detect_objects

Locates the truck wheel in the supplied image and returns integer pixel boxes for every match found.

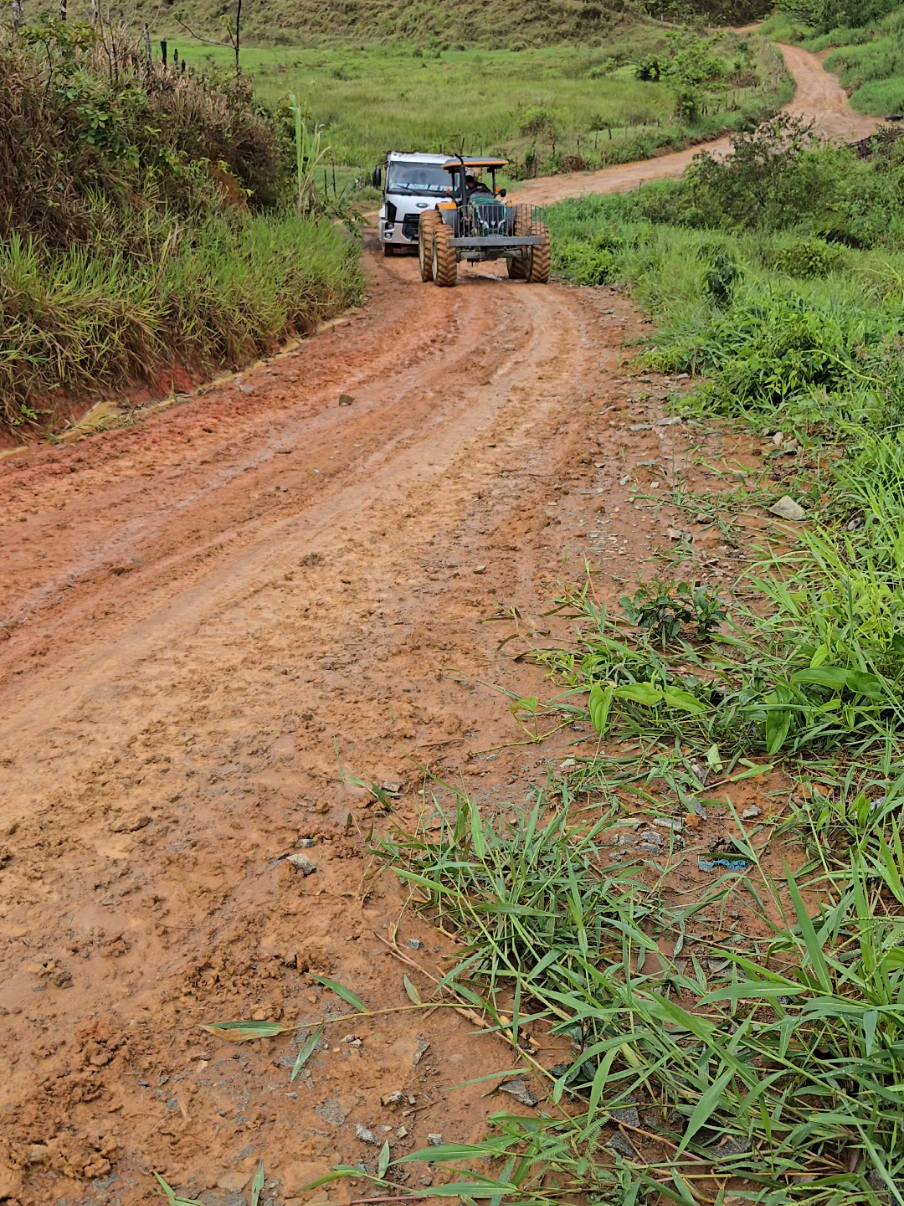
[508,205,531,280]
[418,210,440,282]
[431,223,457,287]
[383,243,395,257]
[527,221,550,284]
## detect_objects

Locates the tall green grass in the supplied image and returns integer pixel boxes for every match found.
[0,214,364,428]
[0,23,364,431]
[377,796,904,1203]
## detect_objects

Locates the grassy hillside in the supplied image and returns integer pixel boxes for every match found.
[761,2,904,114]
[178,32,790,177]
[101,0,770,48]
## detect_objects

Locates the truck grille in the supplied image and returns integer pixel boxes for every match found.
[402,214,421,241]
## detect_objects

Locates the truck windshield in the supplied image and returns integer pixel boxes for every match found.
[386,163,449,196]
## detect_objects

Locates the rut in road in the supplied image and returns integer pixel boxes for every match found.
[0,43,875,1206]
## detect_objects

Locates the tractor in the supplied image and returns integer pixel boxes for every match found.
[417,156,550,287]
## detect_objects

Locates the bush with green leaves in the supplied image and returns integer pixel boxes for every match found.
[1,21,289,254]
[620,579,726,647]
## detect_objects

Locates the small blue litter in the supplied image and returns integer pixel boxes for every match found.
[698,856,750,873]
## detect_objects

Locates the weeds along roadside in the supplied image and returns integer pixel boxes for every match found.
[361,121,904,1204]
[0,21,364,435]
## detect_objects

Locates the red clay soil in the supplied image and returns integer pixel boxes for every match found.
[0,47,874,1206]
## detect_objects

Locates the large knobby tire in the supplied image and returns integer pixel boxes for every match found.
[418,210,441,282]
[507,204,531,280]
[431,222,457,288]
[527,221,550,284]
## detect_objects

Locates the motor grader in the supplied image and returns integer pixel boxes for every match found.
[417,156,550,287]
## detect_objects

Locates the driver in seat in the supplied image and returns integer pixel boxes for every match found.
[465,172,493,197]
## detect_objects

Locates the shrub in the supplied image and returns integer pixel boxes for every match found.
[687,114,832,229]
[767,235,848,276]
[0,21,289,254]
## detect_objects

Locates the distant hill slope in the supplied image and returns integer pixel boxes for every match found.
[104,0,769,47]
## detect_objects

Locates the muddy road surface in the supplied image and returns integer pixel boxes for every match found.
[0,46,875,1206]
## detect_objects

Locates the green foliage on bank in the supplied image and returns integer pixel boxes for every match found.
[0,20,363,432]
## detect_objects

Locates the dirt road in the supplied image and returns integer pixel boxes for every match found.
[0,45,873,1206]
[514,43,877,206]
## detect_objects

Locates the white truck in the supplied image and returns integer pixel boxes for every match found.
[372,152,452,255]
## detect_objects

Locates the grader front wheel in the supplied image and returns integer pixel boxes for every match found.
[507,204,531,280]
[526,221,550,284]
[431,223,458,287]
[418,210,440,282]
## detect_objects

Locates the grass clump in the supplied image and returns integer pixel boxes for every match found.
[379,795,904,1203]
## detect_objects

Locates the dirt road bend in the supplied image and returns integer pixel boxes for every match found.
[513,43,878,206]
[0,44,875,1206]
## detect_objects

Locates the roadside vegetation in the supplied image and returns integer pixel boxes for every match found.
[0,20,363,435]
[178,31,790,181]
[359,119,904,1202]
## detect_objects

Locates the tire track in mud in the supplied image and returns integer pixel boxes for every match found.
[0,258,654,1206]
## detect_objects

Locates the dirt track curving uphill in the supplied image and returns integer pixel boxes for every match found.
[0,45,875,1206]
[512,44,878,207]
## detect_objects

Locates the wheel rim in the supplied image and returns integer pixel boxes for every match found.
[431,236,439,281]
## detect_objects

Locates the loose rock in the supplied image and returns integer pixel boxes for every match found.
[287,852,317,876]
[427,1134,444,1147]
[338,394,355,406]
[768,496,807,521]
[110,813,152,833]
[653,817,683,832]
[610,1106,640,1128]
[356,1123,379,1145]
[315,1099,346,1126]
[605,1132,638,1158]
[498,1079,538,1107]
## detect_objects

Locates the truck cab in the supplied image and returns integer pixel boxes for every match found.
[372,152,451,255]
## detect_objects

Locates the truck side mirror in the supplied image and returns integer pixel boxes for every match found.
[498,188,507,198]
[371,166,382,189]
